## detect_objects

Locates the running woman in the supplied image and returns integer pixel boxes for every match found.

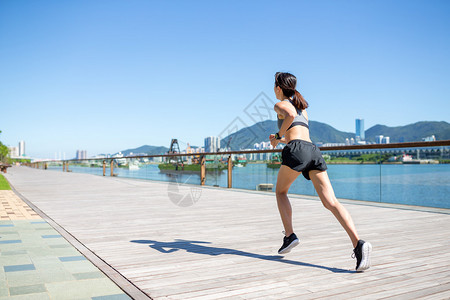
[270,72,372,272]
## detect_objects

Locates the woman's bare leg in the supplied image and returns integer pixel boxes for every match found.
[275,165,301,236]
[309,170,360,247]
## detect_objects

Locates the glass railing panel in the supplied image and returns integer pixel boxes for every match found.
[109,158,141,179]
[39,142,449,209]
[89,159,104,176]
[67,160,95,176]
[47,161,63,171]
[319,149,382,203]
[203,154,224,187]
[232,152,277,192]
[380,146,450,208]
[222,152,317,195]
[151,155,201,185]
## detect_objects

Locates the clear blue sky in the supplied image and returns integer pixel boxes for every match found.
[1,0,449,158]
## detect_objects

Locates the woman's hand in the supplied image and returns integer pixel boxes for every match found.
[269,134,280,148]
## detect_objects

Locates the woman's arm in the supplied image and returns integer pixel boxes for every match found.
[274,102,297,137]
[270,101,296,147]
[269,134,286,147]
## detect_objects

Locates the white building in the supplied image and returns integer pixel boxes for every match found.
[376,135,390,144]
[423,135,436,142]
[8,146,19,158]
[195,147,205,153]
[376,135,384,144]
[251,141,272,160]
[253,141,272,150]
[18,141,25,157]
[204,137,220,153]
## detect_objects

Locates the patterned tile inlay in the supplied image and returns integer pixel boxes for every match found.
[0,190,41,220]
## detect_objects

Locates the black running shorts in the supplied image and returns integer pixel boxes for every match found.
[281,139,328,180]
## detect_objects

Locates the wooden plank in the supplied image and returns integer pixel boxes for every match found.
[4,166,450,299]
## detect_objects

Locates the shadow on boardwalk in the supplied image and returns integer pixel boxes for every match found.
[130,239,354,274]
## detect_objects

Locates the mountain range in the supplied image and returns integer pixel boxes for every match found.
[119,121,450,154]
[365,121,450,143]
[120,145,170,156]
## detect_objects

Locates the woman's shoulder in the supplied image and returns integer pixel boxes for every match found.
[302,109,309,121]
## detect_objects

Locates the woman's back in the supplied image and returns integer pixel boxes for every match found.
[277,100,312,143]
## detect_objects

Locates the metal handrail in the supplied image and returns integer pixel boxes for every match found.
[45,140,450,162]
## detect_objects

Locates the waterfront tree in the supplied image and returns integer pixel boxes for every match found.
[0,130,10,162]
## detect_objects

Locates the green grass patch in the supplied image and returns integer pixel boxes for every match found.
[0,173,11,190]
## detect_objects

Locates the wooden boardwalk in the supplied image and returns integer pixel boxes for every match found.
[4,166,450,299]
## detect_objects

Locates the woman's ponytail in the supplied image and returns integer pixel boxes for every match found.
[292,89,309,110]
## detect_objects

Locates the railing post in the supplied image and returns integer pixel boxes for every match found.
[103,160,106,176]
[227,155,232,188]
[110,160,114,176]
[200,155,205,186]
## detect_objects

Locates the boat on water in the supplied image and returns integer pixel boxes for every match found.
[128,160,140,170]
[399,154,438,164]
[234,156,247,167]
[267,154,282,169]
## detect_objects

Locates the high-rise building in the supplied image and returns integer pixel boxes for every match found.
[355,119,365,141]
[76,150,88,159]
[376,135,384,144]
[204,137,220,153]
[18,141,25,157]
[376,135,390,144]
